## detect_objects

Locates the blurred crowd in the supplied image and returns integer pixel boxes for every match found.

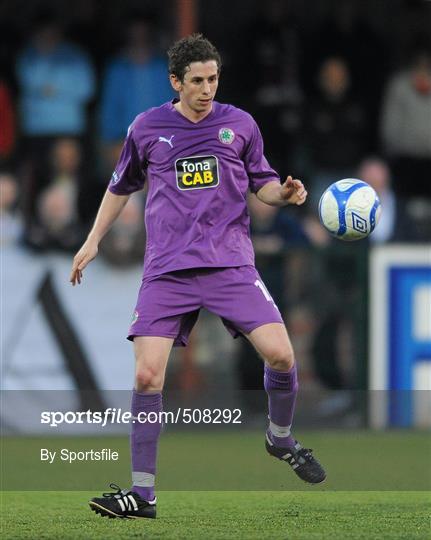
[1,0,430,399]
[1,6,173,254]
[1,0,430,254]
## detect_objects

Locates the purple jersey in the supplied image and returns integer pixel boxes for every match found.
[109,100,279,277]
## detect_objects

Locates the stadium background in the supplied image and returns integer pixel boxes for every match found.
[1,0,430,501]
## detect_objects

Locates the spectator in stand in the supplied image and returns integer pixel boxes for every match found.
[304,0,386,142]
[380,47,431,199]
[357,157,411,243]
[34,183,81,251]
[25,138,86,251]
[16,10,95,229]
[241,0,304,174]
[303,56,368,207]
[99,14,173,172]
[358,156,429,242]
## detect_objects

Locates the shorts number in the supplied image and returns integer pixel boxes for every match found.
[254,279,274,303]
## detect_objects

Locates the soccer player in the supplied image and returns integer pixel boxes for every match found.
[70,34,326,520]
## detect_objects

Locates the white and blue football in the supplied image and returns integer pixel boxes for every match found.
[318,179,381,241]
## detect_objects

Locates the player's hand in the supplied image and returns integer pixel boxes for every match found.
[70,239,99,286]
[280,176,307,205]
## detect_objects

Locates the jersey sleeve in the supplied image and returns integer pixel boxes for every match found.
[243,119,280,193]
[108,127,146,195]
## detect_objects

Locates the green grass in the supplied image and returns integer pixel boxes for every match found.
[1,431,430,538]
[2,430,430,490]
[1,491,430,539]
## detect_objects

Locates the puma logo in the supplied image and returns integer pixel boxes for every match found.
[158,135,174,148]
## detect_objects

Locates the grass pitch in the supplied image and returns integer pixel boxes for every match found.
[1,430,430,538]
[1,491,430,539]
[2,430,430,491]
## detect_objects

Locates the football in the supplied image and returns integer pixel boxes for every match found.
[318,179,382,241]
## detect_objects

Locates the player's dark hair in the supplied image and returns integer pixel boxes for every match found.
[167,33,222,82]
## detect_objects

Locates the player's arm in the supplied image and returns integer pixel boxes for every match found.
[257,176,307,207]
[70,190,130,285]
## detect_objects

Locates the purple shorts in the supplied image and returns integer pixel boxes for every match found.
[128,265,284,346]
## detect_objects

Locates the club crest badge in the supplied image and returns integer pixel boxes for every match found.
[219,127,235,144]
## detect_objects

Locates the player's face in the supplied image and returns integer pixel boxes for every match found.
[170,61,219,120]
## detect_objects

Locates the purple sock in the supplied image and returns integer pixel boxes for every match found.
[130,390,162,502]
[264,364,298,448]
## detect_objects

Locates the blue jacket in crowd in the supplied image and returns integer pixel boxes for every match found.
[17,43,95,136]
[100,55,173,142]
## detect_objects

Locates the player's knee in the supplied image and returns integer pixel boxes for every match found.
[264,346,295,372]
[135,366,164,392]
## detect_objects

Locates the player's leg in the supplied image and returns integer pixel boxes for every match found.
[247,322,326,484]
[200,266,298,445]
[201,266,325,484]
[246,322,297,448]
[89,336,173,519]
[90,271,201,519]
[127,272,200,507]
[131,336,173,502]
